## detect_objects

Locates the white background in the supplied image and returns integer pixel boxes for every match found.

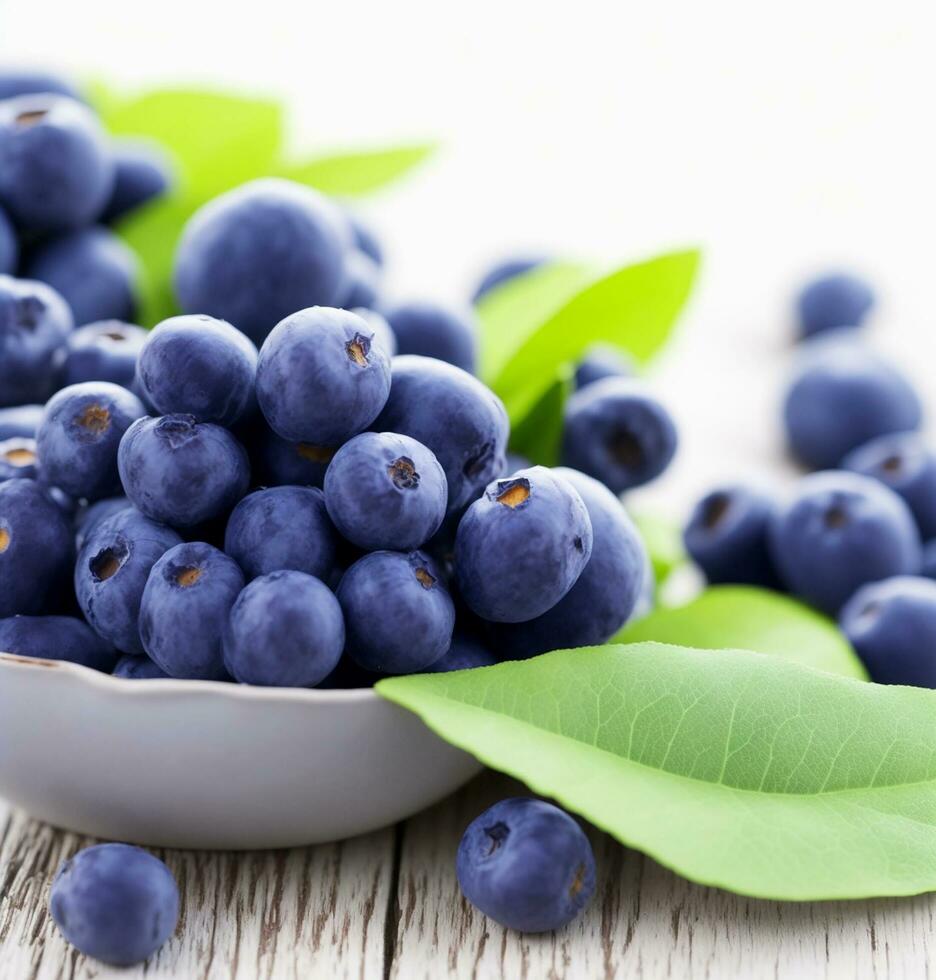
[2,0,935,518]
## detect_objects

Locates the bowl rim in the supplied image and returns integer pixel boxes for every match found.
[0,652,379,705]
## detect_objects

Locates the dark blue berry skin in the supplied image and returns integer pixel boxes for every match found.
[574,346,635,390]
[796,271,875,339]
[683,484,781,588]
[456,798,596,933]
[224,486,337,581]
[138,314,257,426]
[324,432,447,551]
[139,541,243,680]
[0,275,73,407]
[424,635,497,672]
[59,320,147,389]
[0,479,73,616]
[384,301,477,374]
[38,382,146,501]
[923,540,936,581]
[471,256,547,304]
[455,466,593,624]
[0,70,83,102]
[561,378,678,495]
[75,508,182,653]
[337,250,380,310]
[0,206,16,274]
[50,843,179,967]
[174,178,348,345]
[347,212,383,266]
[223,570,344,687]
[0,95,113,233]
[0,404,42,439]
[374,355,509,515]
[74,496,132,551]
[252,427,334,489]
[338,550,455,673]
[769,471,921,614]
[113,654,170,680]
[353,307,397,357]
[25,227,138,326]
[493,467,645,656]
[257,306,391,445]
[118,415,250,528]
[783,342,921,470]
[0,615,117,671]
[101,139,172,224]
[842,432,936,541]
[0,438,38,482]
[840,576,936,687]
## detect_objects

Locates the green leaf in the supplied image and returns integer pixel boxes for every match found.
[378,642,936,900]
[279,143,436,197]
[614,586,868,680]
[507,367,573,466]
[631,510,685,587]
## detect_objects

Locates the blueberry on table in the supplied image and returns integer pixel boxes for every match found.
[25,227,139,326]
[223,570,344,687]
[0,478,73,616]
[138,541,243,680]
[337,250,381,310]
[0,69,83,102]
[796,271,875,339]
[173,178,348,345]
[0,404,43,440]
[0,206,16,275]
[58,320,147,389]
[75,508,182,653]
[423,635,497,672]
[840,576,936,687]
[782,341,921,470]
[0,615,117,671]
[137,314,258,426]
[224,485,337,580]
[456,798,596,933]
[493,467,646,657]
[38,382,146,501]
[471,255,547,303]
[574,345,635,390]
[338,550,455,674]
[455,466,593,623]
[768,471,921,614]
[324,432,448,551]
[50,843,179,967]
[384,300,478,374]
[374,355,509,515]
[0,437,38,482]
[118,415,250,528]
[256,306,391,445]
[0,275,74,407]
[112,654,170,680]
[560,378,678,495]
[0,95,113,233]
[101,138,173,224]
[683,483,781,588]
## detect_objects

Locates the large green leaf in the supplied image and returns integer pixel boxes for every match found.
[378,642,936,900]
[279,144,436,197]
[507,368,573,466]
[615,586,868,680]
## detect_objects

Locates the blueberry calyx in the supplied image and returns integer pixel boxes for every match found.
[155,414,198,448]
[345,333,371,366]
[463,441,495,479]
[77,404,110,436]
[0,526,9,552]
[414,565,436,589]
[90,540,129,582]
[14,108,47,127]
[609,426,643,467]
[702,493,731,530]
[824,504,849,529]
[484,821,509,855]
[492,477,530,509]
[174,566,202,588]
[388,456,420,490]
[14,295,44,329]
[3,445,35,467]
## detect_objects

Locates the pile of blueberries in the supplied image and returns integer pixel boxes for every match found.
[684,270,936,688]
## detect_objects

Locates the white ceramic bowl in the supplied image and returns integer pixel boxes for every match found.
[0,653,482,849]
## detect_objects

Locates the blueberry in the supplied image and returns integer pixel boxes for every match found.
[223,570,344,686]
[0,206,16,274]
[251,427,334,489]
[0,95,113,233]
[101,138,173,224]
[471,256,547,304]
[383,301,477,373]
[683,483,781,588]
[50,843,179,967]
[769,471,921,614]
[174,178,348,345]
[0,437,37,482]
[57,320,145,390]
[0,70,82,101]
[139,541,243,680]
[74,496,132,551]
[0,615,117,671]
[0,403,43,439]
[337,250,381,310]
[493,467,645,656]
[455,466,593,623]
[840,576,936,687]
[137,314,257,426]
[352,307,397,356]
[841,432,936,541]
[561,378,678,494]
[923,540,936,581]
[113,654,170,680]
[118,415,249,528]
[38,382,145,501]
[456,797,595,933]
[256,306,391,444]
[324,432,447,551]
[347,212,383,265]
[783,342,921,470]
[503,452,531,474]
[374,355,509,515]
[574,346,635,390]
[25,227,139,326]
[423,635,497,672]
[796,271,875,339]
[337,550,455,673]
[0,274,73,406]
[0,479,72,616]
[75,507,182,652]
